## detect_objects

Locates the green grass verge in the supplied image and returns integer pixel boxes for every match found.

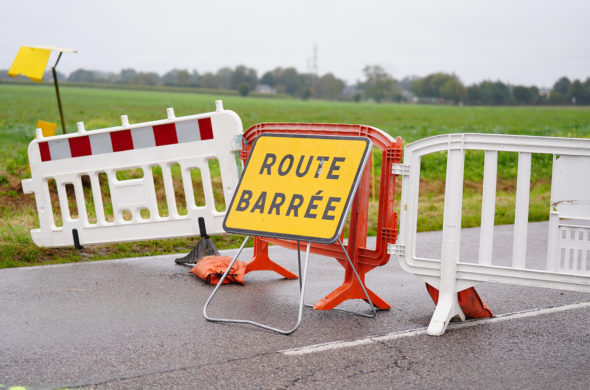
[1,83,590,268]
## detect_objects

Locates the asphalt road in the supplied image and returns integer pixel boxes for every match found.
[1,222,589,389]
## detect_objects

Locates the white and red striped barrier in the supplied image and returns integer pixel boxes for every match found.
[390,133,590,335]
[22,101,243,247]
[37,116,215,162]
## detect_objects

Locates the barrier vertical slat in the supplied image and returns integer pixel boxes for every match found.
[56,181,70,221]
[41,180,55,229]
[404,151,422,263]
[427,147,466,336]
[512,152,532,269]
[161,164,179,217]
[546,154,562,272]
[180,163,196,210]
[218,157,238,210]
[142,166,158,221]
[200,161,217,211]
[479,150,498,265]
[546,215,560,272]
[73,179,88,224]
[106,171,121,223]
[89,173,106,225]
[442,148,465,258]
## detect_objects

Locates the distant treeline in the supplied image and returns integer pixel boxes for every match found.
[2,64,589,105]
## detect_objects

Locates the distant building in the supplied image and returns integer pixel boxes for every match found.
[255,84,277,94]
[539,88,551,98]
[342,85,359,97]
[402,90,418,103]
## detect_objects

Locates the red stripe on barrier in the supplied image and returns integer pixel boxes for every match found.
[69,136,92,157]
[39,142,51,162]
[153,123,178,146]
[111,129,134,152]
[198,118,213,140]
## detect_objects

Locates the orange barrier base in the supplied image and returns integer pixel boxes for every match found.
[314,263,390,310]
[244,237,391,310]
[245,239,299,280]
[426,283,493,319]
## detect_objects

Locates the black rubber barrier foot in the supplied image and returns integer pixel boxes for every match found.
[175,217,219,265]
[72,229,83,250]
[174,238,220,265]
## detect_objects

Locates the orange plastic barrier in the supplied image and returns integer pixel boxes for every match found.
[240,123,403,310]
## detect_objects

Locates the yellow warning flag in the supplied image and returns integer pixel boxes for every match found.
[36,120,57,137]
[8,46,51,83]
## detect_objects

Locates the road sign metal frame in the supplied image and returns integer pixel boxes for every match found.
[203,237,376,335]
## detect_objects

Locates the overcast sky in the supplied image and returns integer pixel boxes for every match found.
[1,0,589,88]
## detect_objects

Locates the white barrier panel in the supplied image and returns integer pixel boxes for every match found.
[388,133,590,335]
[22,101,243,247]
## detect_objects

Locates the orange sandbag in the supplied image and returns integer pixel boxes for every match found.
[190,255,246,285]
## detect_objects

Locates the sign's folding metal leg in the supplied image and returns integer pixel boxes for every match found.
[203,237,311,335]
[204,237,377,335]
[299,239,376,318]
[336,238,377,317]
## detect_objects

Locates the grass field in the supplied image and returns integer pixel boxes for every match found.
[2,83,590,268]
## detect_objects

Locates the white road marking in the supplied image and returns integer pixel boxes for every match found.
[280,301,590,356]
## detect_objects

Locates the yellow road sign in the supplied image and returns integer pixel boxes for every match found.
[224,134,371,243]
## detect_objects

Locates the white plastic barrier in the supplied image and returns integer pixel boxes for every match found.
[22,101,242,247]
[389,133,590,335]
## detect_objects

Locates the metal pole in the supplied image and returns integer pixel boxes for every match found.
[52,52,66,134]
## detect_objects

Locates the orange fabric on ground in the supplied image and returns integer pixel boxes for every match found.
[190,256,246,285]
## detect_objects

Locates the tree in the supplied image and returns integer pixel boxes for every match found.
[513,85,540,105]
[464,81,512,105]
[189,70,201,87]
[260,71,275,86]
[216,67,233,90]
[549,90,564,105]
[477,81,512,105]
[231,65,257,90]
[567,79,584,104]
[135,72,159,85]
[398,76,418,91]
[439,77,465,103]
[553,76,571,96]
[162,69,179,86]
[315,73,344,100]
[260,67,308,97]
[176,69,190,86]
[362,65,396,102]
[281,67,302,96]
[411,72,464,103]
[119,68,138,84]
[200,72,219,89]
[238,82,251,96]
[68,69,99,83]
[466,85,480,104]
[583,78,590,105]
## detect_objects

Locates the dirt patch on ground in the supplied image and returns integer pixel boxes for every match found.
[0,193,34,210]
[419,178,446,193]
[0,172,34,210]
